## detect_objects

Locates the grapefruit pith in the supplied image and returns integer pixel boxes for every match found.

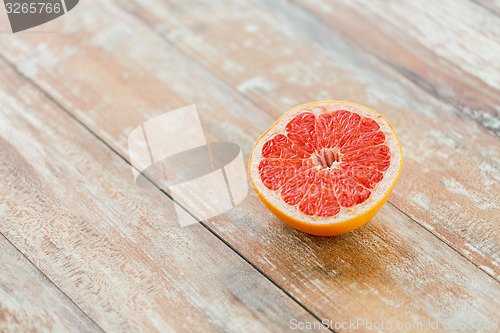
[249,101,403,236]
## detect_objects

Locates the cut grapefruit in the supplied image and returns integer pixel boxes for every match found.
[249,101,403,236]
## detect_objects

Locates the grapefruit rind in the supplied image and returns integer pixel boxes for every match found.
[249,101,403,236]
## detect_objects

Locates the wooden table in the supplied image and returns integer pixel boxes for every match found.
[1,0,499,332]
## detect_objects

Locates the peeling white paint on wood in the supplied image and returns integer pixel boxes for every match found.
[0,0,499,331]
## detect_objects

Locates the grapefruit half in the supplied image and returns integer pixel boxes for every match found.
[249,101,403,236]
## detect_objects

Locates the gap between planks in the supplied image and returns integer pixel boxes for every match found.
[387,202,499,284]
[0,232,105,332]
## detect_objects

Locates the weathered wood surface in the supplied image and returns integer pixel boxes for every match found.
[0,61,323,332]
[2,1,499,330]
[291,0,500,134]
[116,0,500,278]
[0,0,499,331]
[0,234,101,333]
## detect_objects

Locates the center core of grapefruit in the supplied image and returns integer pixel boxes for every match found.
[249,101,403,236]
[312,148,342,169]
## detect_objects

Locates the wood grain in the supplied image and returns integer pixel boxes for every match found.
[0,61,323,332]
[290,0,500,135]
[476,0,500,15]
[0,234,101,333]
[112,0,500,277]
[0,0,498,330]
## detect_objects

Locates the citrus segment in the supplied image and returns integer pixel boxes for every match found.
[333,172,371,208]
[315,174,341,217]
[249,101,403,236]
[258,159,312,190]
[342,163,384,190]
[261,134,309,159]
[281,169,316,205]
[331,110,362,148]
[285,112,317,153]
[343,145,391,171]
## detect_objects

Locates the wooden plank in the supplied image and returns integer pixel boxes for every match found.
[0,62,323,332]
[289,0,500,135]
[0,0,499,329]
[112,0,500,277]
[0,234,102,332]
